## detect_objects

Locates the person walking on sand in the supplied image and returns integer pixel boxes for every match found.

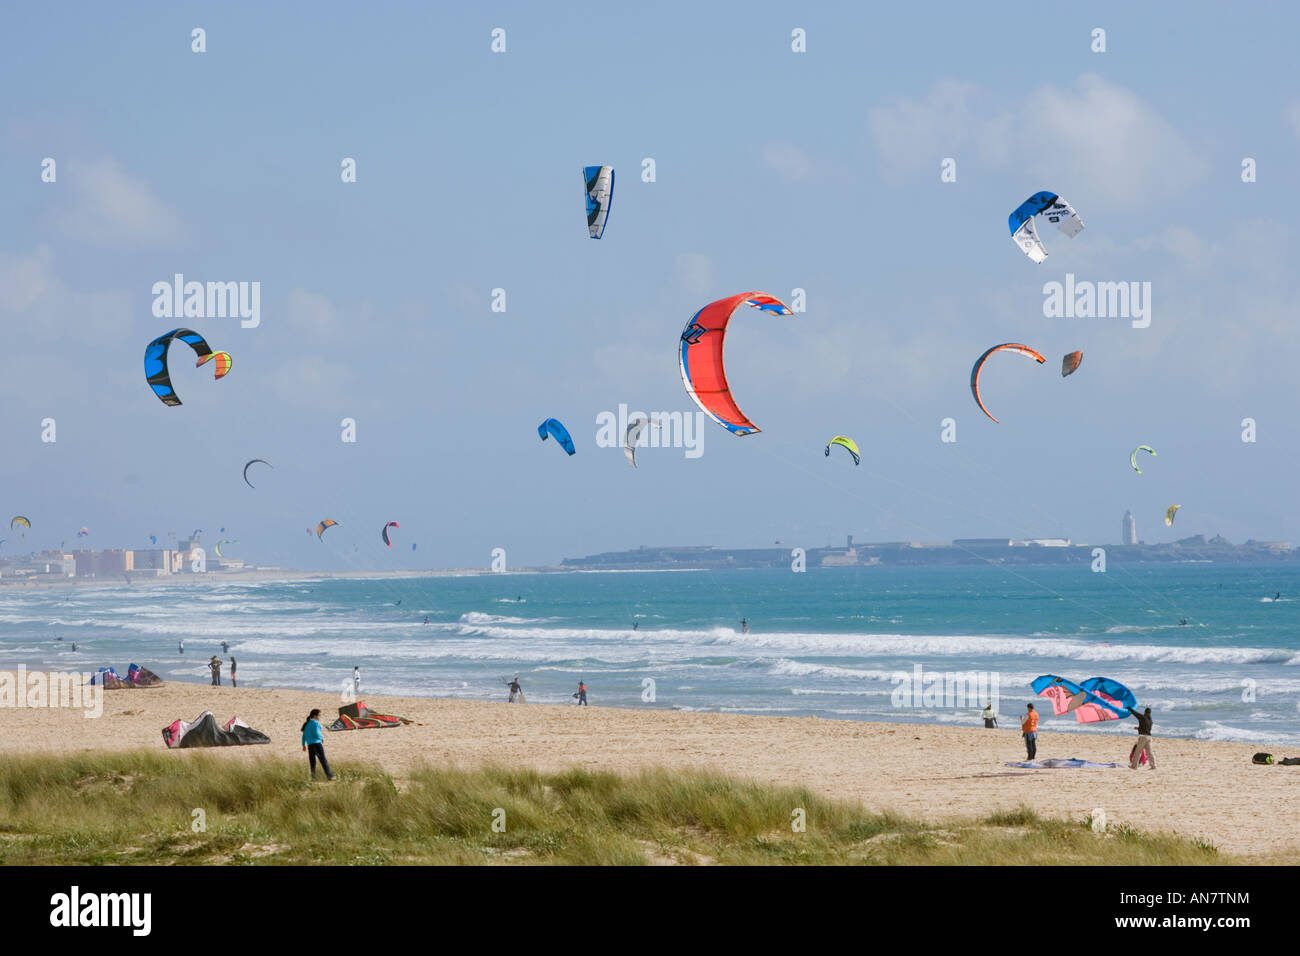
[229,656,237,688]
[507,676,522,703]
[982,701,998,729]
[1128,705,1156,769]
[1021,703,1038,760]
[575,681,588,706]
[209,655,222,686]
[300,709,335,780]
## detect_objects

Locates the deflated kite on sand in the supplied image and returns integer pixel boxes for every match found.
[162,712,271,748]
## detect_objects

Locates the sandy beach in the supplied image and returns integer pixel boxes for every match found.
[1,677,1294,861]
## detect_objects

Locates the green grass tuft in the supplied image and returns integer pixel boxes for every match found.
[0,752,1238,866]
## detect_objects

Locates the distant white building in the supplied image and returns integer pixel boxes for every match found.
[1123,510,1137,546]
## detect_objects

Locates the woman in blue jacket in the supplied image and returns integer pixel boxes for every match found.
[300,709,335,780]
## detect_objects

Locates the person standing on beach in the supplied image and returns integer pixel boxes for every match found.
[300,709,335,780]
[353,666,361,694]
[229,656,237,688]
[1127,706,1156,769]
[507,676,522,703]
[1021,703,1038,759]
[982,702,997,729]
[209,655,222,686]
[575,681,588,706]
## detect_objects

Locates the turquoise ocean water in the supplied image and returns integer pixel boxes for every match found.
[2,564,1297,743]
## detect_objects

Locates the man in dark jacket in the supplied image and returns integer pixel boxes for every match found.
[1128,706,1155,769]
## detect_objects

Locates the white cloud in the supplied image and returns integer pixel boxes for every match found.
[268,354,358,409]
[284,287,349,340]
[0,245,131,345]
[1018,74,1206,204]
[869,74,1207,205]
[0,245,54,311]
[56,157,185,246]
[868,81,981,181]
[761,142,815,182]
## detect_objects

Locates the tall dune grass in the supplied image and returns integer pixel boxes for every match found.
[0,752,1232,865]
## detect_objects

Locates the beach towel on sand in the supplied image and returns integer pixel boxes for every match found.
[1005,758,1120,769]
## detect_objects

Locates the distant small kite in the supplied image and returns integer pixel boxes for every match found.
[1131,445,1156,474]
[824,435,861,466]
[584,165,615,239]
[243,459,273,488]
[623,416,661,468]
[539,418,576,456]
[316,519,339,539]
[1165,504,1180,527]
[1061,351,1082,377]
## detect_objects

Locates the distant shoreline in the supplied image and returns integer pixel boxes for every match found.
[0,566,566,590]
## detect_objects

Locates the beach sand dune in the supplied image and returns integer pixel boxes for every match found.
[1,679,1294,860]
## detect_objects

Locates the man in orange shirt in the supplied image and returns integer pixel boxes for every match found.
[1021,703,1039,760]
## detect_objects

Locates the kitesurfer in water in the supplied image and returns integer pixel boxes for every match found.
[179,639,184,655]
[1275,592,1281,601]
[632,620,639,631]
[1127,706,1156,769]
[301,709,335,780]
[1179,619,1187,626]
[71,643,77,653]
[424,616,430,624]
[221,640,229,654]
[353,666,361,693]
[1021,703,1038,760]
[741,618,749,634]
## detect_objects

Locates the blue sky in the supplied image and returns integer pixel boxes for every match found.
[2,1,1299,569]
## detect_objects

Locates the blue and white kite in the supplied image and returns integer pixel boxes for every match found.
[1008,191,1083,263]
[584,165,614,239]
